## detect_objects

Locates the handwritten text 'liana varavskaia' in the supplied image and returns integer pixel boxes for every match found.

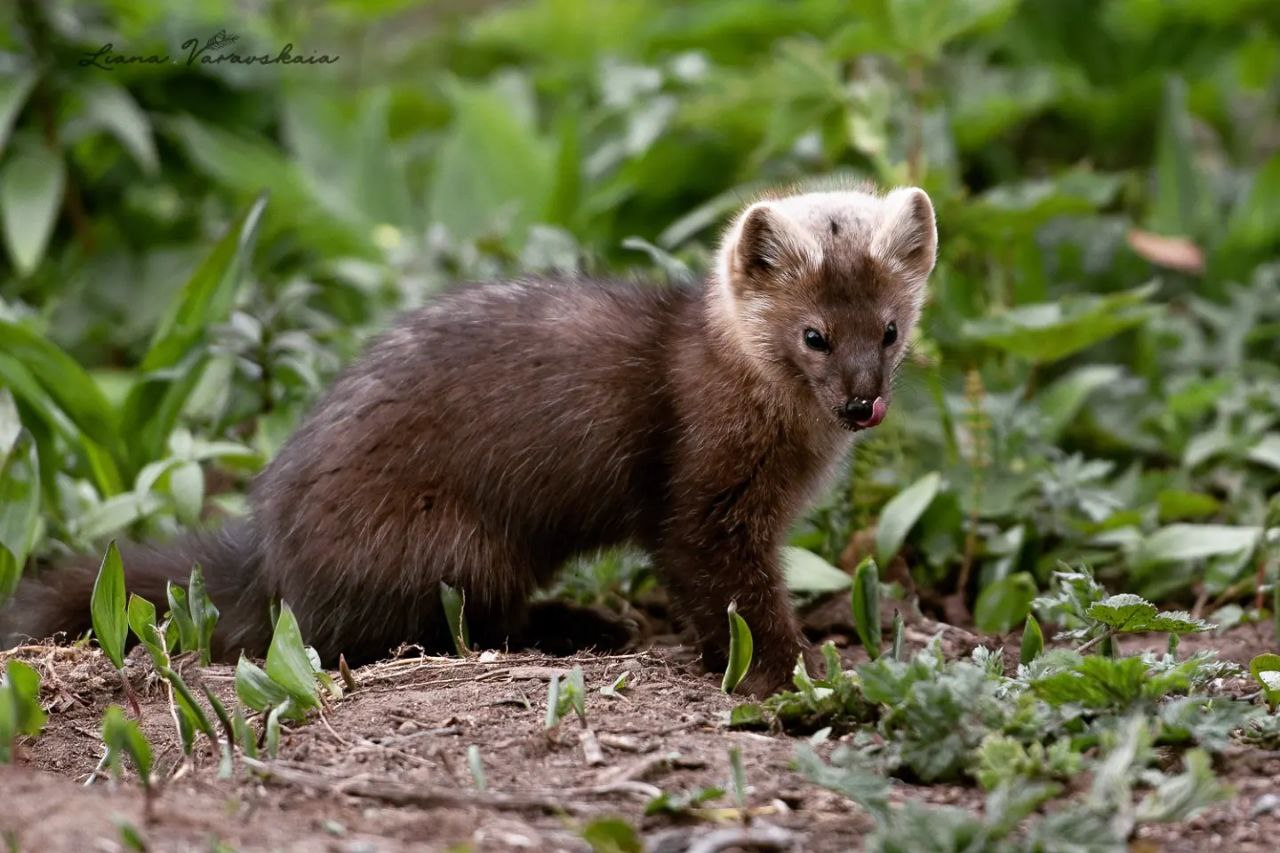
[79,31,338,71]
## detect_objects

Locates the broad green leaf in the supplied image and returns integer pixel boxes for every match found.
[1156,490,1222,522]
[102,705,153,783]
[1,659,46,759]
[851,557,882,659]
[168,460,204,525]
[1246,434,1280,472]
[961,284,1158,364]
[581,817,642,853]
[1035,365,1123,442]
[1249,654,1280,708]
[0,321,123,460]
[1019,613,1044,665]
[721,602,754,693]
[0,71,37,156]
[234,654,290,713]
[728,703,768,729]
[264,604,319,711]
[0,146,64,276]
[428,78,553,246]
[974,572,1036,634]
[875,472,941,567]
[1140,524,1261,564]
[0,430,39,578]
[439,581,470,656]
[783,546,852,593]
[80,83,159,174]
[1086,593,1157,630]
[91,542,128,669]
[126,594,167,669]
[0,546,17,608]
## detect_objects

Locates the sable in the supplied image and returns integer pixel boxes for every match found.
[0,186,937,696]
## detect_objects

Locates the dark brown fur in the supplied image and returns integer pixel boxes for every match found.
[1,189,935,696]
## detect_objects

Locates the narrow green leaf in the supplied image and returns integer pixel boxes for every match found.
[0,145,65,276]
[544,673,563,730]
[1,659,46,763]
[891,609,905,662]
[721,602,754,693]
[467,744,487,791]
[0,71,37,157]
[264,705,282,758]
[264,604,319,712]
[728,746,748,810]
[439,581,470,656]
[91,542,128,669]
[166,582,198,653]
[232,706,257,759]
[875,473,941,567]
[161,667,216,743]
[850,557,882,660]
[187,563,219,666]
[1020,613,1044,665]
[1140,524,1261,564]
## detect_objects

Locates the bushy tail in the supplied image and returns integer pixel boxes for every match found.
[0,521,272,659]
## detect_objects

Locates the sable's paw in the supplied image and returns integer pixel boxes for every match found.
[520,600,636,655]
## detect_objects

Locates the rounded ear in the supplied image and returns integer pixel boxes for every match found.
[726,202,821,288]
[871,187,937,284]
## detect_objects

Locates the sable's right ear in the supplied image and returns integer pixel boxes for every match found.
[725,202,821,289]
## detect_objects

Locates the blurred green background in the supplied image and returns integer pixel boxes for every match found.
[0,0,1277,628]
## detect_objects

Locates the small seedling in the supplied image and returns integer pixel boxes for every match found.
[102,705,156,820]
[721,602,754,693]
[1020,613,1044,665]
[599,672,628,699]
[546,666,587,730]
[580,818,642,853]
[0,660,45,762]
[890,609,905,661]
[851,557,881,660]
[440,581,471,656]
[90,542,139,715]
[728,746,748,813]
[467,744,487,791]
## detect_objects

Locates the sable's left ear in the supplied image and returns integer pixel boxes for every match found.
[870,187,937,289]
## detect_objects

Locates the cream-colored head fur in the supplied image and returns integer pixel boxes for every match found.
[709,186,937,372]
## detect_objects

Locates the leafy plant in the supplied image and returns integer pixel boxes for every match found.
[0,660,44,762]
[851,557,882,659]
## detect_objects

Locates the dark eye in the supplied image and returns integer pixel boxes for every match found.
[803,328,829,352]
[882,322,898,347]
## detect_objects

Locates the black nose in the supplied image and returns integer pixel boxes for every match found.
[842,397,874,422]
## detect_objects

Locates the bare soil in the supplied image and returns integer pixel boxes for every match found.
[2,613,1278,852]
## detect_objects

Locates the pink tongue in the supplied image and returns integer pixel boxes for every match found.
[859,397,888,428]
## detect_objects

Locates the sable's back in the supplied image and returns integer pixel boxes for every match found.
[252,278,692,566]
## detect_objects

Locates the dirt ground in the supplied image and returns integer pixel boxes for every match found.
[2,614,1279,853]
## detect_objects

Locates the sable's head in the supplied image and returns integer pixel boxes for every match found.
[713,186,937,431]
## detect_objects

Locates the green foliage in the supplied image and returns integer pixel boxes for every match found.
[439,582,471,657]
[721,602,753,694]
[1019,613,1043,665]
[0,660,45,762]
[90,541,128,670]
[545,666,587,730]
[973,572,1036,634]
[874,473,940,568]
[102,705,153,787]
[581,818,642,853]
[1249,653,1280,709]
[850,557,882,659]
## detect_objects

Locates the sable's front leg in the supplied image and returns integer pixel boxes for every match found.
[655,540,809,697]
